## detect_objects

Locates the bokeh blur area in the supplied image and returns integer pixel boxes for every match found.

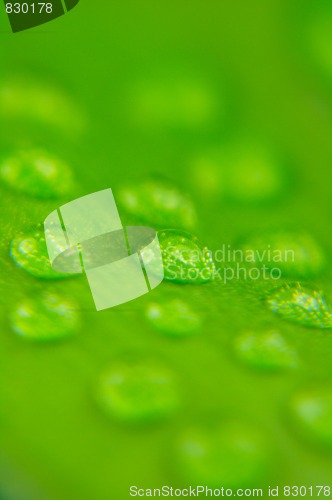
[1,1,332,499]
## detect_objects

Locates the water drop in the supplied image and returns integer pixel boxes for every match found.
[158,230,215,284]
[146,299,202,336]
[0,148,74,199]
[176,421,268,488]
[234,330,298,371]
[118,178,197,230]
[97,359,178,423]
[267,284,332,328]
[291,388,332,450]
[10,292,78,341]
[10,226,70,280]
[241,230,325,279]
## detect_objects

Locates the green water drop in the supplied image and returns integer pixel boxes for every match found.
[0,77,85,134]
[10,226,70,280]
[234,330,298,371]
[242,230,325,279]
[146,299,202,336]
[118,178,197,229]
[191,143,285,203]
[176,421,269,488]
[97,359,179,423]
[291,388,332,450]
[308,12,332,78]
[158,230,215,284]
[10,292,78,341]
[131,75,217,130]
[267,284,332,328]
[0,148,74,199]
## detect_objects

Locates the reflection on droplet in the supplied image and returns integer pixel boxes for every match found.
[0,149,74,199]
[97,359,178,423]
[118,178,197,230]
[10,226,70,279]
[176,422,269,488]
[146,299,202,336]
[158,230,215,284]
[10,292,78,341]
[234,330,298,371]
[291,388,332,450]
[267,284,332,328]
[241,231,325,279]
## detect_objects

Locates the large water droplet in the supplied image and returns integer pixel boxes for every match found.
[10,292,79,341]
[118,178,197,230]
[175,422,269,488]
[158,230,215,284]
[10,226,70,280]
[267,284,332,328]
[97,359,179,423]
[234,330,299,371]
[0,148,74,199]
[146,299,202,337]
[291,388,332,450]
[241,230,325,279]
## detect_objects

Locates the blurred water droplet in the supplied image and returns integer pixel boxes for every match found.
[131,75,218,130]
[146,299,202,336]
[97,359,179,423]
[267,284,332,328]
[118,178,197,230]
[191,143,285,203]
[291,388,332,450]
[175,422,269,488]
[308,12,332,78]
[234,330,299,371]
[158,230,215,284]
[242,230,325,279]
[10,226,70,280]
[0,149,74,199]
[10,292,79,341]
[0,77,85,135]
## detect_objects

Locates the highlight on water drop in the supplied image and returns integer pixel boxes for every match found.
[96,358,179,424]
[0,148,74,199]
[233,329,299,372]
[146,298,202,337]
[10,292,79,341]
[158,229,215,284]
[118,177,197,230]
[267,284,332,329]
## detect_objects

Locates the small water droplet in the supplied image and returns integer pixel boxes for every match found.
[0,149,74,199]
[118,178,197,229]
[241,230,325,279]
[10,226,70,280]
[146,299,202,336]
[234,330,299,371]
[158,230,215,284]
[97,359,179,423]
[267,284,332,328]
[291,388,332,450]
[175,422,268,488]
[10,292,79,341]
